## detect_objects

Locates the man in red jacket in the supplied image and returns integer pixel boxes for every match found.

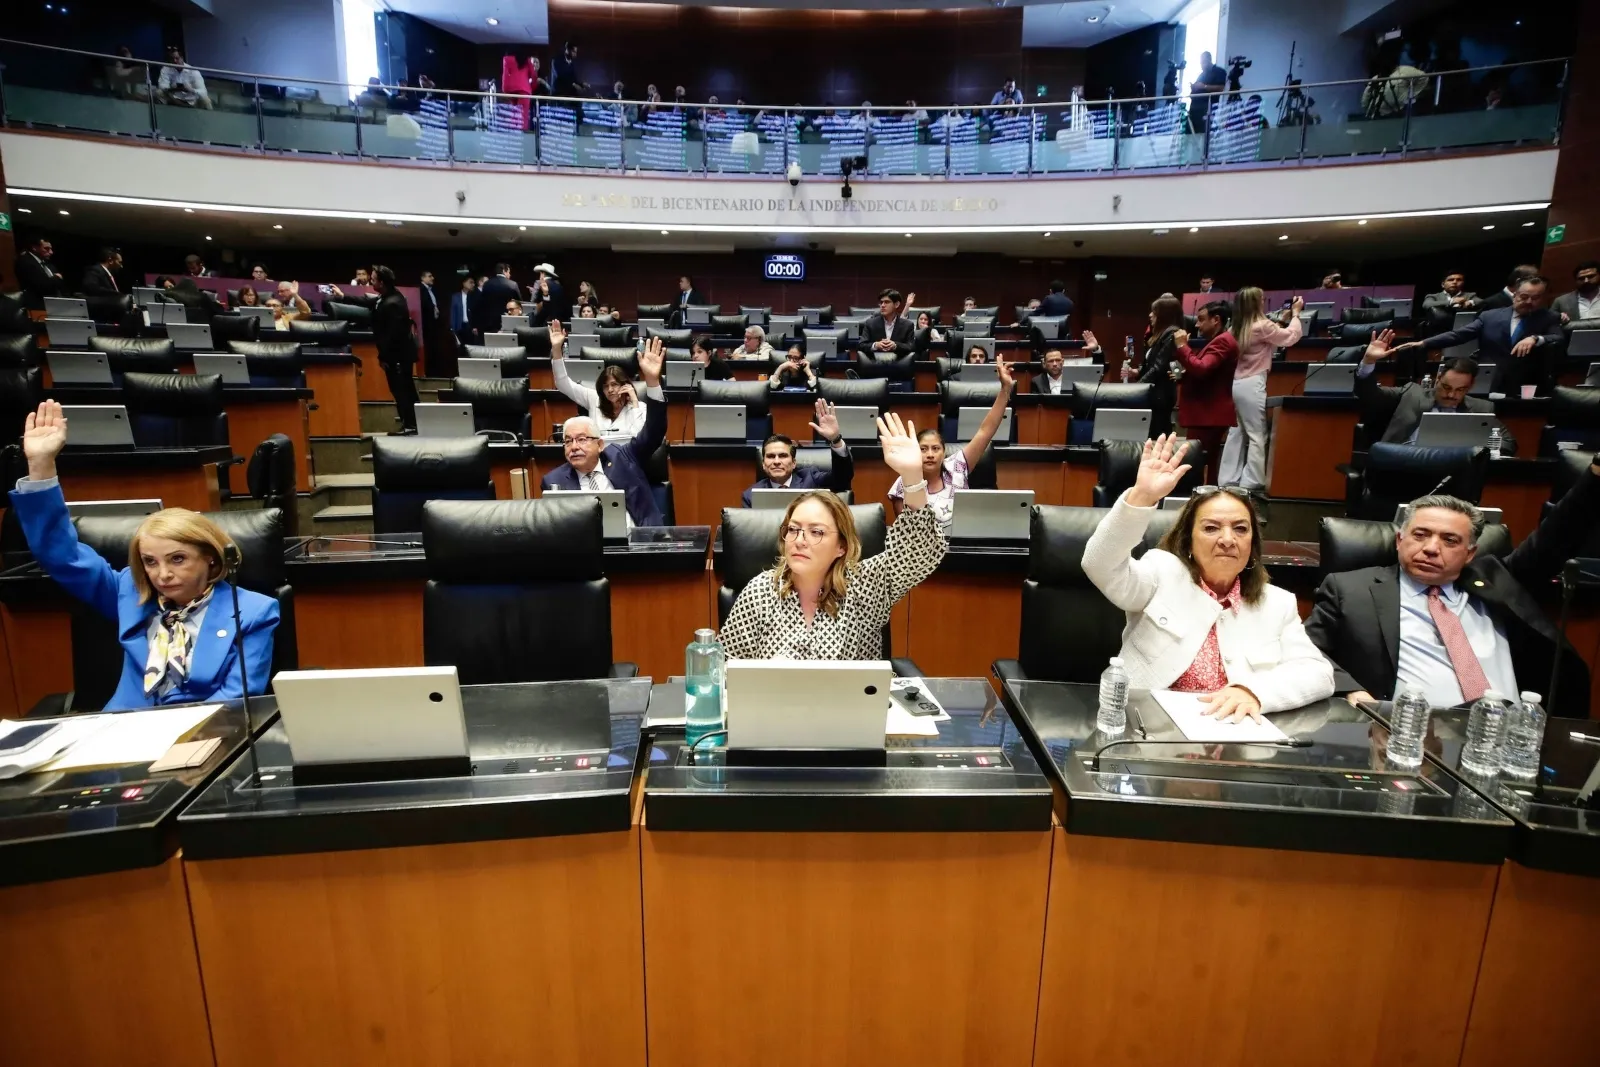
[1171,300,1239,486]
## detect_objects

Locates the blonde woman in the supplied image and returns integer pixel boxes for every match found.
[10,401,279,709]
[1220,287,1302,490]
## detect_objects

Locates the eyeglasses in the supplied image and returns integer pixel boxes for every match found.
[782,524,834,544]
[565,434,602,447]
[1191,485,1252,501]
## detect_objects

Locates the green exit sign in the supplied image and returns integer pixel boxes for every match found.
[1547,223,1566,245]
[0,212,10,233]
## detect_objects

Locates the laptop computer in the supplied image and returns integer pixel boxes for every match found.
[561,358,605,383]
[1468,363,1495,397]
[1415,412,1498,448]
[1569,329,1600,359]
[834,317,866,338]
[144,302,187,325]
[694,404,747,442]
[948,489,1034,541]
[45,318,97,348]
[1091,408,1154,443]
[1302,301,1336,319]
[806,340,836,360]
[192,354,251,385]
[60,405,135,448]
[274,666,468,770]
[637,317,666,336]
[725,659,894,752]
[501,314,531,332]
[415,403,476,438]
[685,305,717,325]
[1303,363,1357,395]
[65,498,162,520]
[44,296,89,319]
[768,315,802,338]
[569,318,599,337]
[663,361,704,389]
[234,306,273,326]
[958,362,998,384]
[1028,316,1064,339]
[483,332,518,348]
[167,323,214,351]
[798,308,829,326]
[956,406,1011,442]
[132,287,166,306]
[833,406,879,442]
[47,351,113,385]
[1058,365,1104,388]
[959,317,995,337]
[457,357,502,381]
[546,488,629,539]
[1453,310,1479,330]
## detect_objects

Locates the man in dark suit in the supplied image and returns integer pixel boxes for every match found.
[1037,279,1073,320]
[542,339,667,526]
[741,403,854,506]
[530,262,567,326]
[1552,261,1600,325]
[451,276,479,345]
[1030,349,1074,395]
[859,287,915,359]
[81,247,123,295]
[1394,276,1564,395]
[371,266,419,431]
[671,274,705,327]
[1355,331,1516,454]
[15,237,64,309]
[474,263,520,336]
[165,277,220,324]
[1473,264,1541,313]
[1306,461,1600,718]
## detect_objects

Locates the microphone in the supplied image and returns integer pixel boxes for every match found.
[1545,558,1583,721]
[1425,473,1452,497]
[221,542,256,741]
[1090,737,1312,771]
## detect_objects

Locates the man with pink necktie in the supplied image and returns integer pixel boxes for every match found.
[1306,467,1600,718]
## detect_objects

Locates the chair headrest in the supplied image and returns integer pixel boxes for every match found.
[1549,447,1596,500]
[0,367,44,412]
[906,305,941,322]
[699,378,769,413]
[1550,385,1600,427]
[645,328,693,346]
[939,380,1003,415]
[1336,320,1386,344]
[208,314,261,342]
[452,376,530,413]
[422,497,603,582]
[88,336,177,360]
[1341,306,1396,324]
[73,507,286,591]
[597,327,633,347]
[122,371,225,414]
[1028,506,1106,584]
[719,503,886,594]
[1365,440,1482,475]
[241,351,303,377]
[289,319,351,343]
[1069,382,1155,418]
[327,302,373,324]
[227,339,302,359]
[371,436,491,489]
[577,347,640,368]
[1096,440,1144,483]
[816,378,889,408]
[710,315,748,333]
[0,333,41,366]
[514,326,552,356]
[1320,515,1512,574]
[636,304,673,318]
[463,344,528,361]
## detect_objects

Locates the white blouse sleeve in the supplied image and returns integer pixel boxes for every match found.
[552,357,601,412]
[1081,490,1161,613]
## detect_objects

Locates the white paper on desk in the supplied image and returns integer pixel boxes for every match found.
[885,701,940,738]
[0,717,109,780]
[38,704,221,772]
[1150,690,1289,744]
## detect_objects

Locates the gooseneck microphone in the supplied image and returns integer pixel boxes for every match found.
[221,542,256,743]
[1090,737,1312,771]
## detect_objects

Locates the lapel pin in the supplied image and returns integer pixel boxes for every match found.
[216,629,228,638]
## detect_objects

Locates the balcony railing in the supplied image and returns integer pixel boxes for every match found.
[0,39,1569,179]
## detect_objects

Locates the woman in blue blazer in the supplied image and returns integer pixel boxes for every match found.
[10,401,279,711]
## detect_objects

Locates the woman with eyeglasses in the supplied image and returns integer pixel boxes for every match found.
[719,413,946,659]
[1082,434,1334,723]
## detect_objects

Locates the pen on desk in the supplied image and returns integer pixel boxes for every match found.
[1568,731,1600,745]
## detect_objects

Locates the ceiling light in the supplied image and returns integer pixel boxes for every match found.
[1483,224,1495,230]
[58,209,69,216]
[1357,219,1368,225]
[16,208,30,214]
[1042,231,1053,238]
[1278,234,1288,240]
[661,229,670,235]
[183,207,194,213]
[518,225,527,231]
[272,224,283,230]
[1523,221,1537,227]
[1188,227,1198,233]
[204,235,212,241]
[904,233,913,238]
[368,218,377,223]
[486,17,499,26]
[1152,229,1168,235]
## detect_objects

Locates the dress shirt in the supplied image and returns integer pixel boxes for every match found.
[1043,373,1064,395]
[95,264,119,292]
[1579,292,1600,320]
[1396,570,1518,706]
[556,465,634,530]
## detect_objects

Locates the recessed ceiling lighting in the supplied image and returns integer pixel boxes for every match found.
[486,17,499,26]
[1523,221,1537,227]
[1152,229,1168,235]
[518,225,526,231]
[58,209,69,216]
[1483,224,1495,230]
[272,224,283,230]
[904,232,912,238]
[1042,231,1053,238]
[1188,227,1198,233]
[368,218,377,223]
[1278,234,1288,240]
[1357,219,1368,225]
[205,235,212,241]
[661,229,670,235]
[183,207,194,213]
[16,208,30,214]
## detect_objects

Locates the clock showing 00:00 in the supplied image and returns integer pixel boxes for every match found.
[763,255,805,281]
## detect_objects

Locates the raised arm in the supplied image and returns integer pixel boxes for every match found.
[1082,435,1191,612]
[1257,297,1304,348]
[548,320,603,410]
[1503,454,1600,588]
[961,356,1015,469]
[859,414,947,603]
[623,337,667,462]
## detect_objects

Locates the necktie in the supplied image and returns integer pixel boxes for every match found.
[1509,316,1523,343]
[1426,586,1490,702]
[105,266,118,293]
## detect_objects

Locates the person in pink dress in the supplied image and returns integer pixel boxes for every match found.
[500,54,540,129]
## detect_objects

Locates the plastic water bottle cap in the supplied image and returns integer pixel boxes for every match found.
[1519,691,1541,703]
[1109,657,1124,667]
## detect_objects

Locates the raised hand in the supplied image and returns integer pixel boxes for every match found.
[1172,329,1190,350]
[22,400,68,480]
[1291,295,1305,313]
[637,336,664,385]
[547,319,567,354]
[1363,327,1396,364]
[996,355,1015,391]
[810,398,841,443]
[876,412,922,480]
[1126,433,1192,508]
[905,291,917,308]
[1081,329,1100,352]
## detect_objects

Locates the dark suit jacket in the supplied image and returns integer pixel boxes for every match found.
[741,444,854,506]
[419,283,440,325]
[858,315,915,358]
[1030,373,1070,395]
[165,286,219,325]
[532,279,567,326]
[1476,288,1514,312]
[1552,290,1597,323]
[1037,292,1073,319]
[475,276,520,334]
[1355,368,1517,455]
[541,394,668,526]
[80,263,121,296]
[675,288,706,309]
[15,252,63,308]
[450,289,478,336]
[372,291,417,366]
[1305,468,1600,717]
[1422,305,1563,361]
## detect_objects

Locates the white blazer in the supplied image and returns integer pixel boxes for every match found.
[1082,492,1335,714]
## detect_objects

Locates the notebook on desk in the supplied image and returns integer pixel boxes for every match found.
[47,351,112,385]
[59,405,134,448]
[192,354,250,385]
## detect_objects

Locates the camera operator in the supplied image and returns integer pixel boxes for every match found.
[1189,52,1227,132]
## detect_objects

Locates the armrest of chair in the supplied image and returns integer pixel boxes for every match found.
[26,691,73,718]
[608,662,639,679]
[889,657,922,678]
[991,659,1027,686]
[1343,468,1365,515]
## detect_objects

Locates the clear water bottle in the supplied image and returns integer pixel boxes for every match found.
[1121,336,1137,382]
[1499,691,1547,782]
[1460,690,1509,776]
[1386,684,1430,769]
[1487,426,1503,459]
[685,628,725,748]
[1097,657,1130,735]
[1420,373,1434,390]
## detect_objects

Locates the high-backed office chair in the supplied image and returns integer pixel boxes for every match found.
[816,377,889,422]
[1319,514,1512,578]
[906,305,941,324]
[208,313,261,345]
[370,436,494,533]
[0,293,31,334]
[598,326,633,348]
[326,301,375,327]
[710,314,748,335]
[779,447,854,502]
[0,333,42,368]
[966,442,1000,490]
[288,319,351,346]
[247,434,299,537]
[769,349,825,377]
[1536,448,1600,556]
[0,367,44,445]
[848,306,880,319]
[227,339,302,360]
[451,377,531,441]
[514,326,553,357]
[854,348,916,390]
[939,381,1012,444]
[797,305,834,326]
[699,379,771,442]
[739,306,772,326]
[716,504,917,674]
[85,293,139,329]
[1340,307,1395,326]
[1092,438,1207,506]
[122,372,229,448]
[645,327,693,347]
[88,336,182,378]
[1333,320,1389,346]
[1068,382,1158,444]
[636,303,673,320]
[462,345,531,378]
[575,347,640,376]
[1539,387,1600,455]
[239,350,305,388]
[934,355,966,382]
[1344,442,1489,521]
[420,497,636,683]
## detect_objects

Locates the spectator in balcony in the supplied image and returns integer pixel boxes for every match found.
[1188,53,1226,132]
[990,79,1024,107]
[1553,261,1600,324]
[108,45,144,100]
[501,54,538,129]
[250,263,269,283]
[157,47,211,110]
[1320,270,1345,289]
[551,41,587,98]
[15,237,64,309]
[1362,52,1429,118]
[640,84,662,122]
[356,77,392,109]
[906,99,929,126]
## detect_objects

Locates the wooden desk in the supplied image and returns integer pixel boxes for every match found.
[1013,394,1072,446]
[56,446,230,512]
[220,394,313,492]
[304,357,362,437]
[1266,396,1357,500]
[351,339,392,403]
[904,553,1025,678]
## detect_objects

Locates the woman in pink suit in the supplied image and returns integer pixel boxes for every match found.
[500,54,540,129]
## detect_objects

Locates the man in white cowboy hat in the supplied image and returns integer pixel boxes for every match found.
[529,261,567,326]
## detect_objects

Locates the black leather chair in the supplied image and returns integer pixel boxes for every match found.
[852,349,916,390]
[227,339,302,360]
[1341,306,1395,326]
[934,355,966,383]
[461,345,530,378]
[514,326,552,357]
[716,504,916,674]
[0,367,44,445]
[288,319,351,346]
[0,293,30,334]
[644,439,674,524]
[1092,438,1207,506]
[637,303,673,320]
[420,497,636,683]
[699,379,771,442]
[241,350,305,388]
[816,377,889,422]
[906,305,941,324]
[85,292,139,328]
[798,305,834,326]
[1344,441,1489,521]
[939,381,1013,444]
[1319,514,1512,577]
[1325,344,1368,364]
[0,333,43,368]
[644,327,693,346]
[1333,320,1390,346]
[1539,387,1600,456]
[598,326,633,348]
[248,433,299,537]
[327,301,375,327]
[208,313,261,345]
[710,314,748,334]
[122,372,229,448]
[452,377,531,441]
[88,335,182,377]
[576,347,640,376]
[740,306,772,326]
[1068,382,1157,444]
[370,436,494,533]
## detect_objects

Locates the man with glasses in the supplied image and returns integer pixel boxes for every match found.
[741,402,854,507]
[1355,330,1517,454]
[541,338,667,527]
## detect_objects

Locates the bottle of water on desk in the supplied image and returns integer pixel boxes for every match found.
[1499,691,1547,782]
[1097,657,1130,735]
[1487,426,1503,460]
[1386,684,1430,769]
[685,628,725,748]
[1460,690,1509,776]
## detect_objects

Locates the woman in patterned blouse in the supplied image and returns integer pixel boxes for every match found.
[1082,434,1334,723]
[719,413,947,660]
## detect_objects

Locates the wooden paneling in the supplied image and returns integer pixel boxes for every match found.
[225,398,313,492]
[996,457,1066,505]
[0,856,214,1067]
[186,832,647,1067]
[904,574,1022,678]
[1541,14,1600,280]
[612,569,711,682]
[295,582,425,668]
[641,827,1050,1067]
[59,466,221,512]
[1461,861,1600,1066]
[669,455,755,529]
[1,603,73,712]
[1015,403,1070,446]
[1480,478,1549,542]
[1035,830,1498,1067]
[305,363,362,437]
[1266,406,1357,501]
[352,340,391,403]
[1064,458,1099,506]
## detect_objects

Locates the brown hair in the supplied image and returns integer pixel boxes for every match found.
[1150,295,1183,334]
[594,363,634,421]
[1156,489,1269,605]
[127,509,232,604]
[772,491,861,618]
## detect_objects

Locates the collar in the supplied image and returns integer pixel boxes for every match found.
[1399,568,1467,605]
[1199,576,1243,613]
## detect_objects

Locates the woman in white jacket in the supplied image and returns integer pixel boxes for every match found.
[1083,434,1334,723]
[548,320,644,440]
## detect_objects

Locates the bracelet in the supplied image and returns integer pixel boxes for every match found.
[901,479,928,495]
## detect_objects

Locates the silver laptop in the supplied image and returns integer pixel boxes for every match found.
[1415,412,1498,448]
[548,488,629,539]
[483,332,518,347]
[45,318,97,348]
[414,402,476,438]
[1569,330,1600,359]
[663,361,704,388]
[694,404,747,442]
[1302,301,1336,319]
[725,659,893,751]
[193,354,250,385]
[833,406,878,442]
[637,317,666,336]
[1303,363,1357,394]
[501,314,531,332]
[834,317,866,338]
[561,358,605,383]
[1091,408,1154,443]
[949,489,1034,541]
[569,318,599,337]
[768,315,802,337]
[47,351,113,385]
[167,322,214,351]
[234,306,273,326]
[144,302,187,325]
[44,296,89,319]
[457,357,502,380]
[60,405,135,448]
[132,287,165,306]
[956,406,1011,442]
[685,305,717,325]
[1058,365,1104,387]
[66,498,162,520]
[805,340,836,360]
[1468,363,1495,397]
[1453,310,1479,330]
[799,308,829,326]
[959,317,995,337]
[1028,316,1065,339]
[1586,362,1600,388]
[274,666,468,769]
